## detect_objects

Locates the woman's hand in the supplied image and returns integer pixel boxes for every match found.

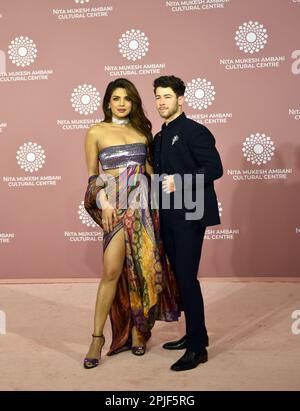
[102,204,118,233]
[99,189,118,232]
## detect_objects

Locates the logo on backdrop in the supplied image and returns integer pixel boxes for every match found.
[204,201,240,241]
[0,122,8,133]
[78,201,98,228]
[71,84,101,116]
[165,0,231,13]
[2,143,61,188]
[104,28,166,77]
[63,202,103,243]
[118,29,149,61]
[16,142,46,173]
[235,21,268,54]
[242,133,275,166]
[53,1,113,20]
[220,21,285,71]
[0,233,15,245]
[57,85,102,131]
[8,36,37,67]
[185,78,215,110]
[218,201,222,217]
[185,77,233,125]
[52,0,113,21]
[0,36,54,82]
[289,108,300,120]
[227,132,293,182]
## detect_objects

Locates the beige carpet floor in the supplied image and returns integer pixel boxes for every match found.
[0,281,299,391]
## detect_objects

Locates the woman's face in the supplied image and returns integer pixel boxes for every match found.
[109,87,132,119]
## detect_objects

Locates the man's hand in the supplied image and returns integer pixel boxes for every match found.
[162,175,176,194]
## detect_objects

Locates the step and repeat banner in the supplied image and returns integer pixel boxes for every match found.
[0,0,299,279]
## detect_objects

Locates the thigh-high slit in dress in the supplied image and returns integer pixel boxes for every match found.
[84,142,181,355]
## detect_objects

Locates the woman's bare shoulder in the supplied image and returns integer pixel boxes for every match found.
[88,122,107,134]
[86,122,108,141]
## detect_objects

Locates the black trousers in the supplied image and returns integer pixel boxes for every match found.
[160,212,208,351]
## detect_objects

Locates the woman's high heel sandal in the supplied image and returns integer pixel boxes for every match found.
[131,327,146,356]
[131,345,146,356]
[83,334,105,369]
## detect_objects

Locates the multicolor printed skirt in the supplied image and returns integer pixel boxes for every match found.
[84,165,181,354]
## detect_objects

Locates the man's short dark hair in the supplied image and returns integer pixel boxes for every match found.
[153,75,186,97]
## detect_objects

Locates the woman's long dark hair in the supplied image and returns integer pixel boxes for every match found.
[102,78,153,165]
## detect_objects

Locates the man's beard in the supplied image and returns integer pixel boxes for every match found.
[160,104,178,120]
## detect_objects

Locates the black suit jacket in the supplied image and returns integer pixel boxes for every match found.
[153,113,223,227]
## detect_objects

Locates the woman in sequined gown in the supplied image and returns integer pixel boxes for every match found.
[83,78,181,369]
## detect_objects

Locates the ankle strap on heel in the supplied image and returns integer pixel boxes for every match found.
[92,334,104,338]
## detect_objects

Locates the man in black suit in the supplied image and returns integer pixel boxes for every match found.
[153,75,223,371]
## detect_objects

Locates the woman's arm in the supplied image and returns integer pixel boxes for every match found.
[145,142,154,176]
[85,126,100,178]
[84,125,117,232]
[85,126,112,208]
[145,159,153,176]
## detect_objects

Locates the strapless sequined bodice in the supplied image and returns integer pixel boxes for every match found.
[98,143,147,170]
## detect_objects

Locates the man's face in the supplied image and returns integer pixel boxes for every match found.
[155,86,183,120]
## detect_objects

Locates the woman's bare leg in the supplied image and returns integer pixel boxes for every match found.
[131,325,146,347]
[86,227,125,359]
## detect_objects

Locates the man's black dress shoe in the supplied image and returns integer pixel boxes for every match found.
[163,336,209,350]
[162,335,187,350]
[170,348,208,371]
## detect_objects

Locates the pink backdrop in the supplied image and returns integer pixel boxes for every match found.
[0,0,299,279]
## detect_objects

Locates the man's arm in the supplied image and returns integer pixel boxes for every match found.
[172,126,223,192]
[187,126,223,185]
